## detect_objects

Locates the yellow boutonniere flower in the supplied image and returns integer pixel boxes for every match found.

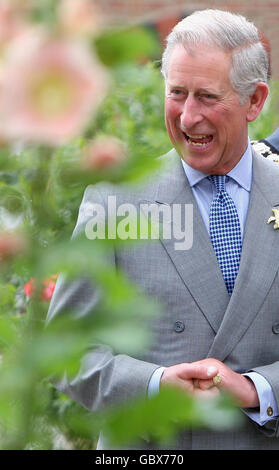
[267,208,279,229]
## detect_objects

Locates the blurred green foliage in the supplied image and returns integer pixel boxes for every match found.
[95,27,161,66]
[1,1,277,450]
[249,79,279,140]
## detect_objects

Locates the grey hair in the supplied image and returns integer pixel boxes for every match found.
[161,9,269,104]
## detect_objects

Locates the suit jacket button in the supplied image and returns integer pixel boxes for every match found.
[174,321,185,333]
[272,322,279,334]
[267,407,273,417]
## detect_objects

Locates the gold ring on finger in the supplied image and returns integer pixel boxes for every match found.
[213,373,222,386]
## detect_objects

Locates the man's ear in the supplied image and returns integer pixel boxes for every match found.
[246,82,269,122]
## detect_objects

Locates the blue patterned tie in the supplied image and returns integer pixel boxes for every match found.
[208,175,242,295]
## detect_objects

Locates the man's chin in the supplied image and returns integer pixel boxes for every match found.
[179,151,225,175]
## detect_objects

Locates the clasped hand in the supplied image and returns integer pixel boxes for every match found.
[160,358,259,408]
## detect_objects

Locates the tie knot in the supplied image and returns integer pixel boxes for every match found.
[208,174,226,193]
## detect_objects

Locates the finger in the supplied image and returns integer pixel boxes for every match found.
[161,368,197,393]
[197,378,215,390]
[194,386,220,399]
[178,379,196,393]
[193,379,199,388]
[178,363,218,381]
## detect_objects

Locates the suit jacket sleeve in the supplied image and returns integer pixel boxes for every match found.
[46,184,160,412]
[250,363,279,437]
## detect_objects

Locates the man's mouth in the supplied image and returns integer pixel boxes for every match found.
[184,133,213,147]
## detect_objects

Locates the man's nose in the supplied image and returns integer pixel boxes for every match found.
[180,95,203,129]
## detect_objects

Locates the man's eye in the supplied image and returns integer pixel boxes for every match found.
[202,94,215,100]
[171,89,183,95]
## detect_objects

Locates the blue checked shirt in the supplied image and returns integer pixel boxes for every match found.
[148,142,278,426]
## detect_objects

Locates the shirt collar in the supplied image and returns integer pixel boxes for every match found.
[181,141,252,192]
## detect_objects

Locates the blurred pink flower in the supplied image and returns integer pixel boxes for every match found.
[0,2,29,81]
[0,231,28,261]
[24,278,35,298]
[8,0,33,13]
[82,136,127,170]
[0,2,26,43]
[58,0,102,37]
[24,274,58,302]
[41,275,57,302]
[0,29,109,145]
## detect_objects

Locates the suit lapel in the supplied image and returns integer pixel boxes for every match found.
[208,150,279,360]
[143,149,279,359]
[140,149,229,333]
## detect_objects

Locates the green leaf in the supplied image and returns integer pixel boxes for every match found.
[61,386,242,448]
[249,79,279,140]
[103,387,243,446]
[0,185,28,215]
[0,316,17,347]
[95,27,160,66]
[0,284,16,315]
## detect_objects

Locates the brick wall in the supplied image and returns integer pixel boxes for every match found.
[96,0,279,80]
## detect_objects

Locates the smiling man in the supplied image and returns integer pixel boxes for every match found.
[47,9,279,449]
[163,31,268,176]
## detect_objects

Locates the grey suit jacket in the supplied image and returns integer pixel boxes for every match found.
[47,148,279,449]
[265,128,279,153]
